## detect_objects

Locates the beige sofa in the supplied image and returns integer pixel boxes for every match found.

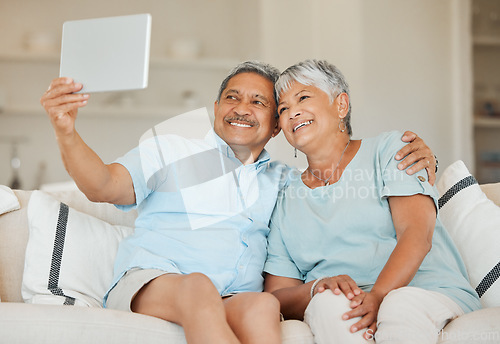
[1,170,499,343]
[0,189,314,344]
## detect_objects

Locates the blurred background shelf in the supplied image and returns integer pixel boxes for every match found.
[474,117,500,128]
[0,51,239,70]
[1,105,194,118]
[472,0,500,183]
[473,36,500,46]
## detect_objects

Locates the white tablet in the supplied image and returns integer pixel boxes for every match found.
[59,14,151,93]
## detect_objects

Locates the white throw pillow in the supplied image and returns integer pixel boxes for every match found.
[0,185,20,215]
[437,160,500,308]
[22,191,133,307]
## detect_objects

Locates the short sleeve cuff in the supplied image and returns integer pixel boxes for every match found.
[381,170,439,210]
[264,215,304,281]
[263,260,304,281]
[112,157,147,212]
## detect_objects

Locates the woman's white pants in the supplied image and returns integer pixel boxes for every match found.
[304,287,464,344]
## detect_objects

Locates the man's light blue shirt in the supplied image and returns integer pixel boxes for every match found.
[103,130,291,306]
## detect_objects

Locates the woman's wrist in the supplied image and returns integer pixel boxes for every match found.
[310,276,330,299]
[368,287,389,302]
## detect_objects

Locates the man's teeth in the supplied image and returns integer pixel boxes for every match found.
[230,122,252,128]
[293,121,312,132]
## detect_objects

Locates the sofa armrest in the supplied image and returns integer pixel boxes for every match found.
[0,191,31,302]
[481,182,500,207]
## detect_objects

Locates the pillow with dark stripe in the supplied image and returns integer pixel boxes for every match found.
[437,160,500,308]
[22,191,133,307]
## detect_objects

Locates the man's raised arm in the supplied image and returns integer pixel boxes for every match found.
[40,77,135,205]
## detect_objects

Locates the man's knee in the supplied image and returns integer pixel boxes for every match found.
[175,273,222,310]
[227,292,280,322]
[180,273,218,295]
[248,292,280,316]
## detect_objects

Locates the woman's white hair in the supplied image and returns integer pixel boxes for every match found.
[275,59,352,136]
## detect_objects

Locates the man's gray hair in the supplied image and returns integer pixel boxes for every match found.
[275,60,352,136]
[217,61,280,117]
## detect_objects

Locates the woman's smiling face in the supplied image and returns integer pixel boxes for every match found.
[277,81,344,152]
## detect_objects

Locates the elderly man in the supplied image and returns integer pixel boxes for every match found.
[40,61,435,344]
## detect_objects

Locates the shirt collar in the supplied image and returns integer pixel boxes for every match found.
[204,129,271,169]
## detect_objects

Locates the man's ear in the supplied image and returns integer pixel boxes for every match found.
[337,93,350,118]
[271,117,281,138]
[214,100,219,114]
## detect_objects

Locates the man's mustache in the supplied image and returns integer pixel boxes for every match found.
[225,115,257,126]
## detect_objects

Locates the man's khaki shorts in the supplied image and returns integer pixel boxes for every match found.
[106,268,170,312]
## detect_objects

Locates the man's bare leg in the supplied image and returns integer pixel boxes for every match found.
[224,292,282,344]
[131,272,240,344]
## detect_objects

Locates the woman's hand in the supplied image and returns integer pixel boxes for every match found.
[342,290,385,340]
[312,275,363,300]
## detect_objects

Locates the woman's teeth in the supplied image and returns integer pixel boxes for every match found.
[293,120,312,132]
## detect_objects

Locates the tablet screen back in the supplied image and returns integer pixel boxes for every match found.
[60,14,151,93]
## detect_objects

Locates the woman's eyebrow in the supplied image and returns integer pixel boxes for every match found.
[278,89,307,106]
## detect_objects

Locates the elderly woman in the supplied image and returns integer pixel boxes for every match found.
[264,60,481,344]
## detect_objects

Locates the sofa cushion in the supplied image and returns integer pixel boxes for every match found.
[438,307,500,343]
[436,160,500,308]
[22,191,133,307]
[0,303,314,344]
[0,303,186,344]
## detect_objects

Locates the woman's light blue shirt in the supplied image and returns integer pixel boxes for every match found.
[264,131,481,313]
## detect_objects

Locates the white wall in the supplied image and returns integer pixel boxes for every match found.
[0,0,260,59]
[260,0,473,176]
[0,0,257,188]
[0,0,472,188]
